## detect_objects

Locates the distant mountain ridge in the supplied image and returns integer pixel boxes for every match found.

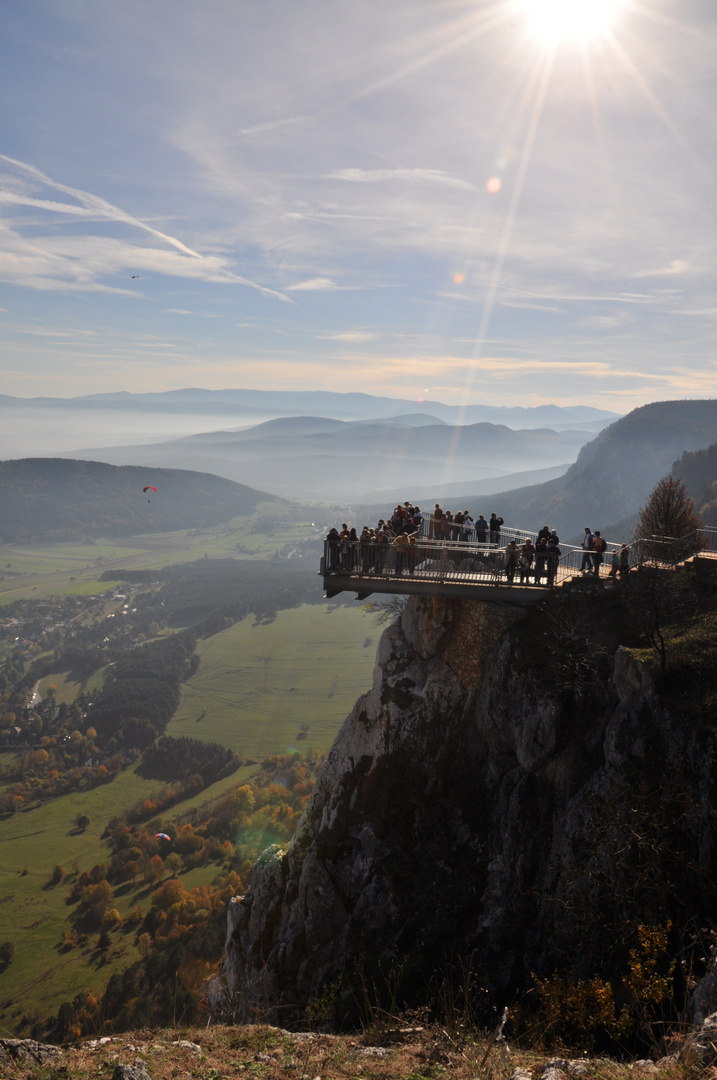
[0,388,619,430]
[0,459,276,544]
[58,415,595,501]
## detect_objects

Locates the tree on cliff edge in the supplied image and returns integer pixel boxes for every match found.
[634,476,703,564]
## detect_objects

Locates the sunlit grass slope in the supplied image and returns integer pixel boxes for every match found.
[167,604,377,759]
[0,767,165,1028]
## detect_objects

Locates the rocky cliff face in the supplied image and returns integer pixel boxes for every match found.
[223,590,717,1027]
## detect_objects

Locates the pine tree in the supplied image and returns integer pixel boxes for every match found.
[634,476,703,563]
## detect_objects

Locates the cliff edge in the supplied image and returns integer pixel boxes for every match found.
[223,585,717,1028]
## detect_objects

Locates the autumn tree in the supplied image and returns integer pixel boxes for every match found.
[634,476,703,564]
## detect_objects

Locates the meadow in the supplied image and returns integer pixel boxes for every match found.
[0,507,384,1031]
[167,604,377,760]
[0,505,328,605]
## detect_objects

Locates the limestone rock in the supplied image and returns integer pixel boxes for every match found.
[223,593,717,1027]
[113,1063,151,1080]
[0,1039,62,1067]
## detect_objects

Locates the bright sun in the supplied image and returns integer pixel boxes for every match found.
[518,0,623,46]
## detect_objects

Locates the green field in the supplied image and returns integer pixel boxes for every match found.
[0,508,324,605]
[0,511,384,1031]
[0,766,169,1029]
[167,604,377,759]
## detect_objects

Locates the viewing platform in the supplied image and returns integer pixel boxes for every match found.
[322,529,590,606]
[320,526,717,606]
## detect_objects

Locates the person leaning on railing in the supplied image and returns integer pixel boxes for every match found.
[519,538,535,583]
[393,530,409,574]
[505,540,519,584]
[325,527,340,571]
[546,537,562,586]
[591,531,606,576]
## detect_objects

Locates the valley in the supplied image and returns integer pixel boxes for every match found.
[0,509,376,1036]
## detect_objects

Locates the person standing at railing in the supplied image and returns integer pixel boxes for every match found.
[609,548,619,578]
[393,530,409,575]
[476,515,488,544]
[346,527,359,569]
[489,513,503,546]
[326,528,340,571]
[407,534,418,574]
[534,535,548,583]
[618,543,630,578]
[519,538,535,583]
[580,527,594,573]
[591,531,606,576]
[505,539,519,583]
[430,504,442,539]
[546,537,562,586]
[374,530,389,573]
[360,526,373,571]
[461,511,474,542]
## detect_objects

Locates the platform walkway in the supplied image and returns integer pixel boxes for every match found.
[320,527,717,605]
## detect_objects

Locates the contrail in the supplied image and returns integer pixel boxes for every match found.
[0,153,292,302]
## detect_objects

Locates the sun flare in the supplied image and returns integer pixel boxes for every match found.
[518,0,624,46]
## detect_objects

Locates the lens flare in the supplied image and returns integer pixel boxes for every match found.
[453,272,465,284]
[518,0,623,45]
[486,177,502,193]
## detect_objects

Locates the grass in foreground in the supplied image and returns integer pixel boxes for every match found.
[7,1023,695,1080]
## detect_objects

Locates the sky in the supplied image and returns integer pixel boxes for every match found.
[2,0,717,412]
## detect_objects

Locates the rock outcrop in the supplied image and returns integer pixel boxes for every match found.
[223,591,717,1027]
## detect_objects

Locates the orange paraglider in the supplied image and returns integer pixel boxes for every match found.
[143,485,157,502]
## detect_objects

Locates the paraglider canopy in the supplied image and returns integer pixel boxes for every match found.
[143,485,157,502]
[155,832,170,841]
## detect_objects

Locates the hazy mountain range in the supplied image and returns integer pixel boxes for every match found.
[60,413,591,502]
[0,390,618,468]
[1,395,715,548]
[0,388,619,429]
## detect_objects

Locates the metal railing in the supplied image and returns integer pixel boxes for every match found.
[322,523,717,596]
[630,527,717,567]
[322,534,595,590]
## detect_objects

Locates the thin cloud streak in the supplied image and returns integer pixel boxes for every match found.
[0,155,292,302]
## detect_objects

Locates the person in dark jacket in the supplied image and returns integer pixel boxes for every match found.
[325,528,339,571]
[534,535,548,583]
[519,538,535,583]
[489,513,503,546]
[475,515,488,544]
[546,537,562,586]
[505,539,519,583]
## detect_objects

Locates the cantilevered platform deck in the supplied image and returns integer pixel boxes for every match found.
[321,535,579,606]
[321,527,717,605]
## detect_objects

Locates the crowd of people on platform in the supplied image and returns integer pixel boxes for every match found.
[324,501,631,587]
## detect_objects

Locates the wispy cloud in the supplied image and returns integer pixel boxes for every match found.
[634,259,689,278]
[319,330,376,342]
[326,167,475,190]
[0,155,291,301]
[238,116,309,136]
[287,277,340,291]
